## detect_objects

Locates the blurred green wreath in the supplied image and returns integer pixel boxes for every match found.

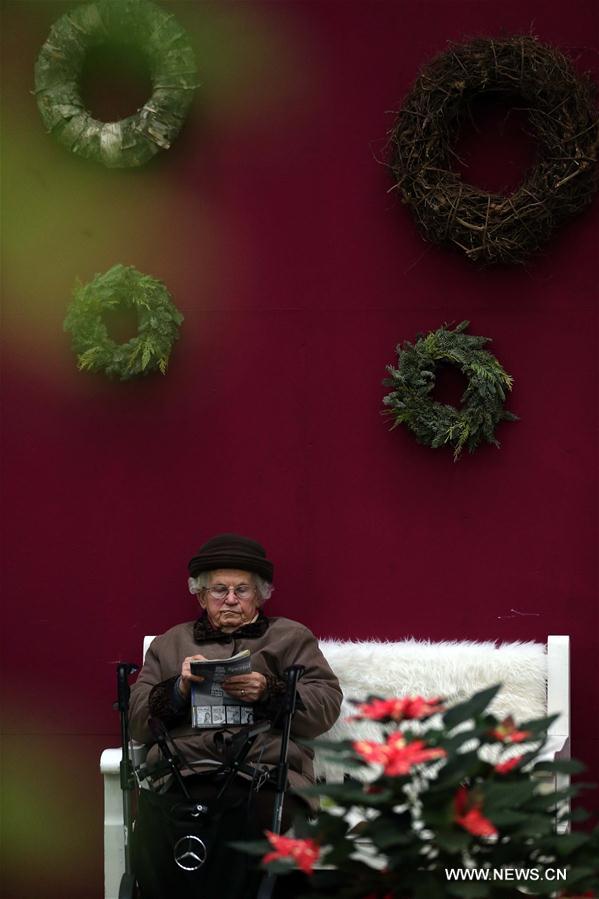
[383,321,518,460]
[63,264,183,380]
[34,0,197,168]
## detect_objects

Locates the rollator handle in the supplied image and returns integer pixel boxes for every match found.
[272,665,305,799]
[115,663,139,792]
[113,661,140,884]
[282,665,305,713]
[114,662,139,713]
[257,664,306,899]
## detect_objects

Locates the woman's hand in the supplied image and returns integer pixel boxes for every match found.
[223,672,267,704]
[178,654,208,698]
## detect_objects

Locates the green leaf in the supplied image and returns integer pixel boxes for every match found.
[297,782,393,807]
[413,876,449,899]
[228,839,269,856]
[515,714,559,736]
[443,685,501,728]
[429,749,482,789]
[482,780,536,808]
[560,865,599,887]
[486,809,530,826]
[367,813,413,850]
[528,786,583,810]
[508,814,555,837]
[567,807,591,823]
[434,829,472,853]
[439,728,484,753]
[554,832,591,855]
[445,879,491,898]
[260,857,298,874]
[534,758,587,775]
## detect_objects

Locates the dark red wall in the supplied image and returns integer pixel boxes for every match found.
[1,1,597,896]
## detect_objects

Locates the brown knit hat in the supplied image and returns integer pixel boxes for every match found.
[188,533,274,582]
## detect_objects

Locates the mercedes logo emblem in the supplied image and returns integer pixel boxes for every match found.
[173,834,207,871]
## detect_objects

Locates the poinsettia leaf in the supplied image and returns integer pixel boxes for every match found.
[297,812,347,844]
[517,714,559,732]
[228,839,269,855]
[260,857,298,874]
[445,878,491,898]
[527,786,585,810]
[482,780,537,808]
[300,738,359,755]
[443,685,501,728]
[347,693,385,705]
[367,813,413,850]
[297,782,393,807]
[485,809,530,826]
[421,802,454,830]
[507,813,556,836]
[533,758,587,775]
[554,832,592,855]
[559,865,599,887]
[413,875,449,899]
[566,806,591,823]
[290,814,322,840]
[308,867,356,890]
[433,829,472,853]
[429,749,483,789]
[437,728,483,753]
[323,841,356,865]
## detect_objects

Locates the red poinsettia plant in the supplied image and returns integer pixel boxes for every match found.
[239,685,599,897]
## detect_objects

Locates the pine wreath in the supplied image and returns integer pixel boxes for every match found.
[34,0,197,168]
[63,264,183,380]
[383,321,517,460]
[388,35,599,265]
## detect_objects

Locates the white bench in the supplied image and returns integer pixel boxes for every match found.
[100,634,570,899]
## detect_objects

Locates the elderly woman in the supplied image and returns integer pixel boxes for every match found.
[129,533,342,899]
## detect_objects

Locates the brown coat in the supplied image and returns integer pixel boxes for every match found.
[129,613,342,809]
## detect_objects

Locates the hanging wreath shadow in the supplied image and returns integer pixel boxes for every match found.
[387,35,599,265]
[382,321,518,460]
[34,0,197,168]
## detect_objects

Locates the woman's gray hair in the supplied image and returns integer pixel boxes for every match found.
[187,571,273,603]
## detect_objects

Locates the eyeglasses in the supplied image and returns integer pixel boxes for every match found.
[206,584,256,601]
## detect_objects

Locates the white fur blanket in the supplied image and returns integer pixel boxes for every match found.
[315,639,547,781]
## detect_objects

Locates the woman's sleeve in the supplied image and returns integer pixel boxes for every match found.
[128,638,189,742]
[254,624,342,739]
[289,627,343,738]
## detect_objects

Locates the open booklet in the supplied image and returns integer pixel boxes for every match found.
[190,649,254,729]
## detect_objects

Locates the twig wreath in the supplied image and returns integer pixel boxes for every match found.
[388,36,599,265]
[383,321,517,460]
[63,264,183,380]
[34,0,197,168]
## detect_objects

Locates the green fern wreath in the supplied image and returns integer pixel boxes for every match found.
[63,264,183,380]
[383,321,517,460]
